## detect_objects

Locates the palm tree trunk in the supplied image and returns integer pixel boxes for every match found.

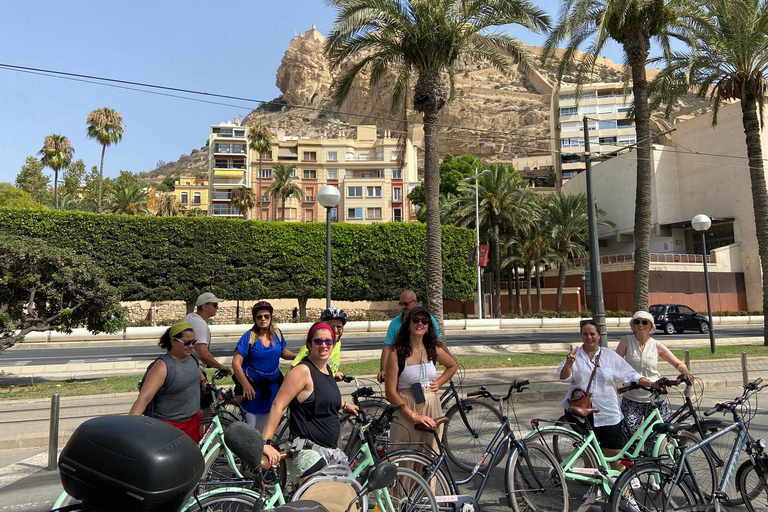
[97,144,106,213]
[625,38,652,312]
[557,262,567,316]
[514,265,522,315]
[281,194,286,221]
[257,154,263,221]
[525,262,532,314]
[741,92,768,345]
[423,107,444,328]
[535,263,543,313]
[492,222,502,318]
[507,266,515,315]
[54,169,59,210]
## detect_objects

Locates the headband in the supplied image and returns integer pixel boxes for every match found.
[169,321,193,338]
[309,323,334,338]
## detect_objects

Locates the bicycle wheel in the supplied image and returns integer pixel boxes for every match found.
[670,430,717,501]
[378,467,438,512]
[379,449,453,496]
[339,399,389,457]
[506,443,568,512]
[182,491,261,511]
[526,428,600,512]
[690,420,745,505]
[607,462,698,512]
[738,459,768,512]
[443,398,505,471]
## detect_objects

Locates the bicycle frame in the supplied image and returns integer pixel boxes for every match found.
[199,414,243,479]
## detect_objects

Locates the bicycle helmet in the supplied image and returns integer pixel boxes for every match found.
[252,301,273,315]
[320,307,348,325]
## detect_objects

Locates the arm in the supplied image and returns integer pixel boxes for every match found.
[377,345,390,383]
[615,336,629,358]
[262,365,310,465]
[232,352,255,400]
[558,345,577,381]
[384,350,437,429]
[278,331,296,360]
[281,347,297,359]
[194,343,231,374]
[429,346,458,391]
[129,361,167,416]
[658,342,692,376]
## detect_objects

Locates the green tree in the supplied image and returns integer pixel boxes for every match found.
[231,186,256,219]
[651,0,768,343]
[15,156,51,205]
[267,164,302,221]
[0,183,47,209]
[86,107,124,213]
[247,124,273,220]
[156,193,181,217]
[113,170,139,190]
[447,166,538,318]
[80,166,104,212]
[409,153,483,214]
[326,0,550,325]
[544,0,698,312]
[108,185,150,215]
[38,134,74,210]
[60,159,86,202]
[0,235,126,351]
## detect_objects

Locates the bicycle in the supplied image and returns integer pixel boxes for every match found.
[607,377,768,512]
[526,378,715,512]
[380,379,569,512]
[338,375,390,457]
[439,377,505,471]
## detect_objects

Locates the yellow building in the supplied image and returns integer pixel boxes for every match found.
[173,175,209,213]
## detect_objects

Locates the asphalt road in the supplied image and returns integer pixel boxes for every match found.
[1,326,763,367]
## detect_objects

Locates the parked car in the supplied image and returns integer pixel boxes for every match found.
[649,304,710,335]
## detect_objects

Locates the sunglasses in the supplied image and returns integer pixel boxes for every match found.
[633,319,650,326]
[411,317,430,325]
[580,319,597,327]
[399,300,415,307]
[313,338,335,347]
[256,314,271,320]
[174,337,197,347]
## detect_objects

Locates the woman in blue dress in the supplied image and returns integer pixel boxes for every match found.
[232,301,297,431]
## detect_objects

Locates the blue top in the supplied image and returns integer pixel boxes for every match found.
[384,313,443,345]
[235,330,286,414]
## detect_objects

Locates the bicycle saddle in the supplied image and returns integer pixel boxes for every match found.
[567,405,600,418]
[414,416,451,431]
[652,422,691,436]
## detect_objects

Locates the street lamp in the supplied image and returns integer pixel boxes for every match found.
[692,214,716,354]
[318,185,341,308]
[463,169,492,319]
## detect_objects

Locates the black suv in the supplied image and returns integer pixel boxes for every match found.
[649,304,710,335]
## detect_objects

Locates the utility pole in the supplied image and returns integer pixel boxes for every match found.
[584,116,607,346]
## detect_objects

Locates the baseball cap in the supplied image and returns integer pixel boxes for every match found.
[408,306,430,317]
[196,292,223,308]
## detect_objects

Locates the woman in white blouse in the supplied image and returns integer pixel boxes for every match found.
[559,319,659,468]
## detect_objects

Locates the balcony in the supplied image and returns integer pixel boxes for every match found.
[212,192,231,201]
[213,144,247,155]
[212,179,246,188]
[304,196,316,202]
[259,195,270,203]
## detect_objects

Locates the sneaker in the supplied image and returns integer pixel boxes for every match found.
[621,495,642,512]
[630,477,642,489]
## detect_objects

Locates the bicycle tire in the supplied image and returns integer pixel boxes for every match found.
[379,449,453,496]
[525,428,599,512]
[181,491,261,512]
[385,467,438,512]
[443,398,505,471]
[671,430,717,502]
[687,420,745,505]
[737,459,768,512]
[506,442,569,512]
[339,399,390,457]
[607,462,699,512]
[51,493,81,509]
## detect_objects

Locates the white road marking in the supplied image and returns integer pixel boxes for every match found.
[0,452,49,491]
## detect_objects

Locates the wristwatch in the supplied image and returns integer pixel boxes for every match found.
[265,439,274,446]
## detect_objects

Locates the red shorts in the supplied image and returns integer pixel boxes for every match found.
[162,411,202,443]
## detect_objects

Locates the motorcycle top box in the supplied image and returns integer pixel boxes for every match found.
[58,415,205,512]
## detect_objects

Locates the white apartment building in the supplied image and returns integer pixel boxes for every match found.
[208,121,250,217]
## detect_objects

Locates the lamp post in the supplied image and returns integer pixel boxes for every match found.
[463,169,492,318]
[318,185,341,308]
[692,214,716,354]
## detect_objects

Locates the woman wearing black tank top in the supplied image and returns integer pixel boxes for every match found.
[261,322,359,467]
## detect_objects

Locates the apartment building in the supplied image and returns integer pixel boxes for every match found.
[208,121,250,217]
[229,124,417,223]
[172,175,208,213]
[554,83,636,183]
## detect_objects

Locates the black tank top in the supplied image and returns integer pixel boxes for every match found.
[289,360,341,448]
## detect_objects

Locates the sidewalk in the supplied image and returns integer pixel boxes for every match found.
[1,354,766,451]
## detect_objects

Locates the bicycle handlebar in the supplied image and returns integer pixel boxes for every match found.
[466,380,531,400]
[706,378,765,416]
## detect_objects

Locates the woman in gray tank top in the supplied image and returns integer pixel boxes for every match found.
[129,322,207,442]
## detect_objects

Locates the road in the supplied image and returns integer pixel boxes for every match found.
[1,386,764,511]
[1,326,762,367]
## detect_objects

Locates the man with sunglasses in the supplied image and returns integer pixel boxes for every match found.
[377,290,442,383]
[183,292,231,376]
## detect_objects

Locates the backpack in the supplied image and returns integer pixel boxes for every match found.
[397,349,437,377]
[138,352,199,417]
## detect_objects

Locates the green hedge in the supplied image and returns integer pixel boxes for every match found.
[0,209,476,304]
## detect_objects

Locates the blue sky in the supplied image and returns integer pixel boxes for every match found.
[0,0,626,185]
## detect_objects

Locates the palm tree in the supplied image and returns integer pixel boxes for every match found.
[86,107,124,213]
[544,192,616,315]
[325,0,550,326]
[108,185,149,215]
[247,124,272,220]
[544,0,699,312]
[156,193,181,217]
[231,186,256,219]
[651,0,768,342]
[447,166,538,318]
[38,134,74,210]
[267,164,302,221]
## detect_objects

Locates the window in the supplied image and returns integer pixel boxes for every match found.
[303,169,317,179]
[618,119,633,128]
[393,207,403,222]
[303,151,317,161]
[260,168,272,178]
[359,153,371,161]
[185,181,191,185]
[392,169,402,179]
[347,207,363,219]
[213,204,228,215]
[260,151,272,160]
[327,169,338,180]
[193,193,201,204]
[376,170,385,178]
[679,306,695,315]
[280,207,297,219]
[560,107,578,116]
[346,152,355,161]
[581,120,597,131]
[305,187,315,201]
[393,188,402,201]
[597,105,614,114]
[345,170,354,178]
[233,129,245,138]
[599,120,617,130]
[561,138,582,148]
[376,152,384,161]
[560,122,580,132]
[618,136,637,145]
[304,208,315,222]
[213,191,229,200]
[330,207,338,221]
[617,105,631,113]
[260,195,270,202]
[290,168,298,177]
[367,207,382,220]
[579,105,597,115]
[327,151,338,161]
[367,186,382,197]
[560,94,575,101]
[599,137,617,145]
[180,192,189,204]
[361,172,373,178]
[391,151,401,161]
[348,186,362,197]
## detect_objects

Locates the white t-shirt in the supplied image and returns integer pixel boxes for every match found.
[183,312,211,369]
